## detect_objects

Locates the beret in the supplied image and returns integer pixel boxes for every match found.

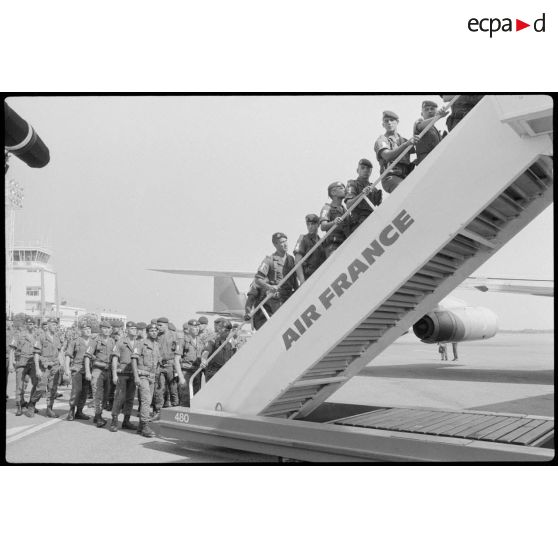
[186,319,199,327]
[136,322,147,330]
[168,323,176,332]
[305,213,319,222]
[382,110,399,120]
[126,321,137,328]
[358,158,373,168]
[198,316,208,324]
[271,232,287,243]
[100,321,112,328]
[156,317,169,323]
[422,100,438,109]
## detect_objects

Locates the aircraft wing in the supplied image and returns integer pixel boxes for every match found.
[148,269,254,278]
[460,277,554,297]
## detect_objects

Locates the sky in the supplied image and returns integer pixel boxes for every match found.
[6,95,554,329]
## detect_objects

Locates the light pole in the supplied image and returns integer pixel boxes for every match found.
[5,175,24,317]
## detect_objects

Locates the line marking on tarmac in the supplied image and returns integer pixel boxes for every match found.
[6,412,69,444]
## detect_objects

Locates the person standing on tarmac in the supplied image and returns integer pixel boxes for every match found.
[413,100,449,165]
[345,158,383,235]
[64,322,94,421]
[131,323,160,437]
[156,317,184,408]
[109,321,140,432]
[34,317,63,418]
[320,182,350,259]
[90,321,115,428]
[176,319,205,406]
[374,110,418,194]
[255,232,299,321]
[294,213,326,285]
[8,317,42,417]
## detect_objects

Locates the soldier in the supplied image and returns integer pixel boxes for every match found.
[413,100,449,165]
[320,182,350,259]
[109,321,140,432]
[34,317,63,418]
[8,317,41,417]
[294,213,326,285]
[131,323,160,437]
[105,320,123,411]
[374,110,418,194]
[345,158,383,234]
[136,322,147,340]
[254,232,299,324]
[197,316,213,345]
[156,317,184,409]
[90,321,115,427]
[244,281,270,330]
[176,319,205,407]
[201,320,236,383]
[64,322,94,421]
[441,95,484,132]
[6,317,14,401]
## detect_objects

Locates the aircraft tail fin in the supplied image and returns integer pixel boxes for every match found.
[213,276,247,314]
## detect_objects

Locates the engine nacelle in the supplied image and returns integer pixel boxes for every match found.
[413,306,499,344]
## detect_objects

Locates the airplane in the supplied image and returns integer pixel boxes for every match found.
[148,268,554,344]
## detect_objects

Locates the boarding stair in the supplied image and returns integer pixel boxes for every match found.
[189,95,553,424]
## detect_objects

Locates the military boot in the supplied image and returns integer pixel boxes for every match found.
[67,407,76,421]
[15,404,23,416]
[96,415,108,428]
[141,424,156,438]
[121,415,137,430]
[45,405,57,418]
[137,421,144,435]
[151,411,161,421]
[25,403,36,418]
[74,409,90,420]
[109,416,118,433]
[93,413,99,424]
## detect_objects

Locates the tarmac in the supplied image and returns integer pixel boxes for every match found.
[4,332,554,463]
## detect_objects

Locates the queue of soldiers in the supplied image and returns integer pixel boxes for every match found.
[6,314,240,438]
[242,96,484,329]
[6,96,482,438]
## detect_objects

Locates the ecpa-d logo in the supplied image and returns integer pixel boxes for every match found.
[468,12,546,37]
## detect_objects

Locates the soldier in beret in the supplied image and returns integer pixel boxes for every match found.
[156,317,184,410]
[176,319,205,406]
[320,182,350,259]
[64,322,94,421]
[197,316,213,345]
[294,213,326,285]
[345,158,383,235]
[254,233,299,325]
[109,321,139,432]
[374,110,419,194]
[413,100,449,165]
[201,320,236,383]
[131,323,160,437]
[8,317,42,417]
[90,321,115,427]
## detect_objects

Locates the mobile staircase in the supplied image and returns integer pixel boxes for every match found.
[160,95,554,461]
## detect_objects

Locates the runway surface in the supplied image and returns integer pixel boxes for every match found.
[5,333,554,463]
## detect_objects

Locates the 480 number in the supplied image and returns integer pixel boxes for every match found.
[174,412,189,424]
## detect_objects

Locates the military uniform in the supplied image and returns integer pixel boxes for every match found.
[444,95,483,132]
[374,132,414,194]
[345,177,382,234]
[413,101,443,166]
[256,251,298,316]
[177,326,205,406]
[9,326,41,416]
[65,335,94,419]
[35,325,63,417]
[293,231,326,280]
[245,281,268,331]
[319,202,349,258]
[133,334,160,436]
[90,327,115,425]
[157,327,180,407]
[202,331,236,383]
[110,335,140,429]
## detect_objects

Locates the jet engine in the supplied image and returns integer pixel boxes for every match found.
[413,306,499,343]
[5,101,50,169]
